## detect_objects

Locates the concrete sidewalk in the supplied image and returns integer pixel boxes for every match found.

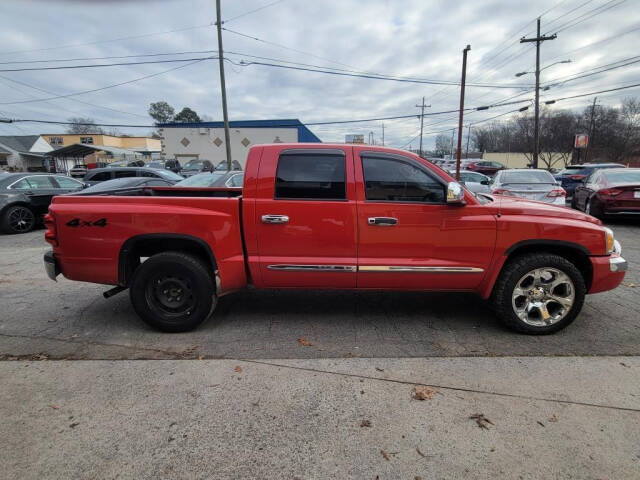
[1,356,639,479]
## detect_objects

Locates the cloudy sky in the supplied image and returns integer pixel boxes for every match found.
[0,0,638,149]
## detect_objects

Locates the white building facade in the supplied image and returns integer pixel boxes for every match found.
[158,119,321,169]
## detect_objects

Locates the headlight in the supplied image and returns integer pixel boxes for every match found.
[603,227,615,254]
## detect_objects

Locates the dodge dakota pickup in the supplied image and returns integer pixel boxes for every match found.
[43,144,627,334]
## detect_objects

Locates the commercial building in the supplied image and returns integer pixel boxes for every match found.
[42,133,161,153]
[158,119,321,168]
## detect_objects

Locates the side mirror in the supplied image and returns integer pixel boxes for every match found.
[480,179,489,185]
[446,181,466,205]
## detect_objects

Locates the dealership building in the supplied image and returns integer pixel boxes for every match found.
[158,119,321,168]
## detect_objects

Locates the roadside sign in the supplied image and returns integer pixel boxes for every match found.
[574,133,589,149]
[345,134,365,144]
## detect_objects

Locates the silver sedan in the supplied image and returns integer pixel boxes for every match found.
[489,169,567,205]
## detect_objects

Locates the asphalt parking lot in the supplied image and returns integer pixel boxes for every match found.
[1,220,639,360]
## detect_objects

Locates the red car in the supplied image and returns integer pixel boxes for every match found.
[467,160,505,176]
[43,144,626,335]
[572,167,640,218]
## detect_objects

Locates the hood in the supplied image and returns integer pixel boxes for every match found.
[490,195,601,225]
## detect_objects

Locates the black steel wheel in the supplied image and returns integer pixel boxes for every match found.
[130,251,216,332]
[1,205,35,234]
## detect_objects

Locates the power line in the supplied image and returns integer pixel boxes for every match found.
[0,56,217,73]
[545,55,640,85]
[0,23,215,56]
[549,0,627,34]
[0,49,219,66]
[224,0,289,23]
[0,74,148,118]
[0,59,207,105]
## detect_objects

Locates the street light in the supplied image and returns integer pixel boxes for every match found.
[515,59,571,77]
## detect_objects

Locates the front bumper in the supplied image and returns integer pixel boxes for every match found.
[44,250,60,281]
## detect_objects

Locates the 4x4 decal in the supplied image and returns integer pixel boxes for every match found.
[66,218,107,228]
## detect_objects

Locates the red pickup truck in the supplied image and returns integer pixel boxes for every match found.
[43,144,627,334]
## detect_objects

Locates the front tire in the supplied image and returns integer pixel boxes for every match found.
[129,251,216,332]
[492,253,586,334]
[1,205,35,234]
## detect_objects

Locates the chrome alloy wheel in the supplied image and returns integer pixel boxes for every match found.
[511,268,575,326]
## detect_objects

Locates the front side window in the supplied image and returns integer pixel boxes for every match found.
[115,170,137,178]
[275,153,346,200]
[362,156,445,203]
[87,172,112,182]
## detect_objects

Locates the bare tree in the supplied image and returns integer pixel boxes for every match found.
[434,133,452,156]
[66,117,104,134]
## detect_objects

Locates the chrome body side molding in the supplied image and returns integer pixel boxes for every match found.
[266,264,483,273]
[267,264,357,272]
[358,266,484,273]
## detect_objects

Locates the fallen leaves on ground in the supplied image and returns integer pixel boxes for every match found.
[412,386,437,400]
[537,421,545,427]
[180,345,199,358]
[548,414,559,423]
[360,419,372,427]
[234,365,243,373]
[620,362,630,368]
[375,367,384,372]
[298,338,314,347]
[469,413,494,429]
[49,404,59,410]
[416,447,427,458]
[380,450,390,461]
[622,282,637,288]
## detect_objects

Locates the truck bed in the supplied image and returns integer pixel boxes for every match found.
[49,191,247,291]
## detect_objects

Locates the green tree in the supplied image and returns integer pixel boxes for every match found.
[148,101,175,124]
[173,107,201,123]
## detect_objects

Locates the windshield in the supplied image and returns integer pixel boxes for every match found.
[79,177,142,193]
[175,172,224,187]
[183,160,203,170]
[154,170,183,180]
[604,170,640,183]
[147,161,163,168]
[558,166,585,175]
[500,170,555,184]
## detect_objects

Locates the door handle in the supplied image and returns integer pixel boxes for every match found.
[368,217,398,226]
[262,214,289,224]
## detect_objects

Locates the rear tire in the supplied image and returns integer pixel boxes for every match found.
[491,253,586,334]
[129,251,216,332]
[1,205,35,234]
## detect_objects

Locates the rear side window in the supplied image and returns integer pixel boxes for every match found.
[362,156,445,203]
[275,153,346,200]
[141,170,160,178]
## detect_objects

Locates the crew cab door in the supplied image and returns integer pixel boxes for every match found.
[254,146,357,288]
[354,149,496,290]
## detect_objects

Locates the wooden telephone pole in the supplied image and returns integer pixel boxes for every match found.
[215,0,232,170]
[520,18,556,169]
[416,97,430,157]
[455,45,471,181]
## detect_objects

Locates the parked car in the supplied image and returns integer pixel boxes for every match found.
[107,160,146,168]
[555,163,625,197]
[572,168,640,218]
[467,160,505,176]
[181,159,215,177]
[44,144,625,335]
[175,171,244,188]
[215,160,243,171]
[455,170,491,194]
[83,167,183,185]
[0,173,84,234]
[490,169,566,205]
[146,159,182,174]
[68,177,174,196]
[69,164,88,178]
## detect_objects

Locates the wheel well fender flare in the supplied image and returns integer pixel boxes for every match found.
[118,233,218,286]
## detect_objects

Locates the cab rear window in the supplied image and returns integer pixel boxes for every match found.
[275,153,346,200]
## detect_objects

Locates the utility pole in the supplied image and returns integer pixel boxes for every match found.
[450,129,455,158]
[416,97,431,157]
[465,124,471,159]
[584,96,597,163]
[381,123,385,146]
[520,18,556,169]
[215,0,232,170]
[455,44,471,180]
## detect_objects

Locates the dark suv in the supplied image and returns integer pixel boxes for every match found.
[180,159,215,177]
[467,160,505,176]
[555,163,625,197]
[83,167,183,185]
